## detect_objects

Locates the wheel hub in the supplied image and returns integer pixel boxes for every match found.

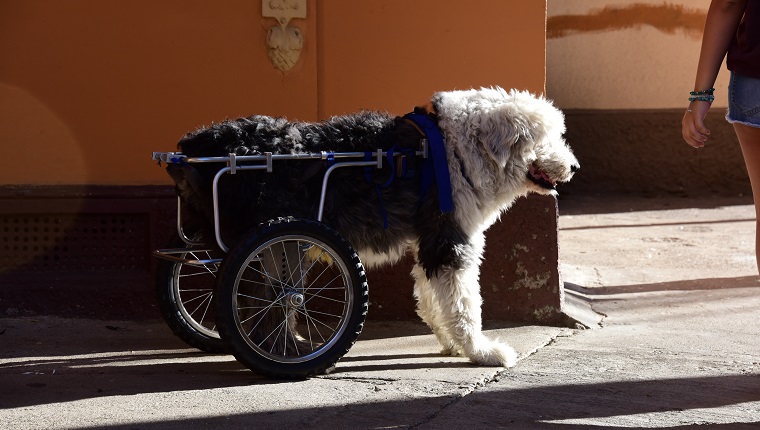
[287,292,305,308]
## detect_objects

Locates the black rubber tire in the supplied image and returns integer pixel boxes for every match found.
[215,217,368,379]
[155,237,227,353]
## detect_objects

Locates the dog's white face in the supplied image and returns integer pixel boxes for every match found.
[525,120,579,195]
[435,87,578,199]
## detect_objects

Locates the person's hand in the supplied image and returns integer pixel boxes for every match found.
[682,101,712,148]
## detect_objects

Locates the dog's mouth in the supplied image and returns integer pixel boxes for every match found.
[527,163,557,190]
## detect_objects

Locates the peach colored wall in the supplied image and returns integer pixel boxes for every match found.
[0,0,546,186]
[547,0,729,109]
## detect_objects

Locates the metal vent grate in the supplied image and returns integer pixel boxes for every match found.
[1,214,149,274]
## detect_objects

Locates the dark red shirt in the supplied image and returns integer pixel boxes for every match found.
[728,1,760,78]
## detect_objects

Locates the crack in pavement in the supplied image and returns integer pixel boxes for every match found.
[409,329,578,429]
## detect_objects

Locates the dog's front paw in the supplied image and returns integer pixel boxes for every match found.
[440,344,464,357]
[432,329,462,356]
[468,340,518,368]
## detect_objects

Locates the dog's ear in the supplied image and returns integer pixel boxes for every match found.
[472,101,553,169]
[469,108,528,169]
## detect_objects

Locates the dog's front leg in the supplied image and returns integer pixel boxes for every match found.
[411,263,460,356]
[428,264,518,367]
[416,214,518,367]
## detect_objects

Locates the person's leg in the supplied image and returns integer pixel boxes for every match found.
[734,122,760,274]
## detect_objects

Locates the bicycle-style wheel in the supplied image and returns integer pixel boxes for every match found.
[156,238,226,353]
[215,217,368,378]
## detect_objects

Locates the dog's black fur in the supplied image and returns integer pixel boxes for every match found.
[169,109,465,276]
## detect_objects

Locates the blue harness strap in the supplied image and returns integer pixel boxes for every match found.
[403,112,454,213]
[362,146,411,229]
[169,156,190,167]
[359,114,453,228]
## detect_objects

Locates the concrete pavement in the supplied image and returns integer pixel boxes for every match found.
[2,196,760,429]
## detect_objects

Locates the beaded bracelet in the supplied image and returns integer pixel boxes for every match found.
[689,95,714,102]
[690,88,715,96]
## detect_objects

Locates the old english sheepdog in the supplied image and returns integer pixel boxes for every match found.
[168,87,578,368]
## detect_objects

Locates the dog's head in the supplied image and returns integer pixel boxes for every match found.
[433,87,578,197]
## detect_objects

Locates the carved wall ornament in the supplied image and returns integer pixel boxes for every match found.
[262,0,307,72]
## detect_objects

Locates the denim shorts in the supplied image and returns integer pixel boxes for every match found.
[726,72,760,128]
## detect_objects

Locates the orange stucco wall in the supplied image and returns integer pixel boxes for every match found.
[317,1,547,116]
[0,1,546,186]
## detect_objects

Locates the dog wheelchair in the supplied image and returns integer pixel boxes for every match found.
[151,144,427,378]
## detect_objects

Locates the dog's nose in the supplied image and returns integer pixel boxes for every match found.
[570,163,580,173]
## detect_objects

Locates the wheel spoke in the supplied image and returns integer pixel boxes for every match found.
[298,307,343,321]
[292,247,326,290]
[280,240,299,289]
[302,273,344,306]
[256,308,296,352]
[264,246,284,298]
[178,287,214,293]
[284,305,299,356]
[184,291,213,320]
[178,270,217,279]
[241,304,279,331]
[241,262,284,289]
[187,252,219,276]
[303,289,347,305]
[296,307,333,342]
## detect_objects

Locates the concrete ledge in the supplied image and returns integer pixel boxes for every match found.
[0,187,573,325]
[367,194,572,325]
